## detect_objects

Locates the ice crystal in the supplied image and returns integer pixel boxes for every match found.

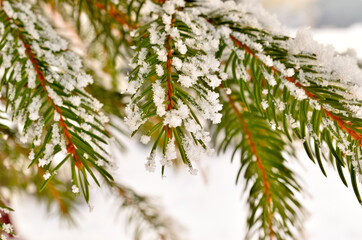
[140,135,151,145]
[124,0,362,177]
[2,223,13,234]
[72,185,80,194]
[126,1,226,170]
[43,171,51,180]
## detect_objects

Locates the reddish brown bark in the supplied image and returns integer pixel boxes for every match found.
[224,88,274,239]
[1,7,83,168]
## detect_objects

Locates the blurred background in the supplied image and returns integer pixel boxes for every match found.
[244,0,362,28]
[11,0,362,239]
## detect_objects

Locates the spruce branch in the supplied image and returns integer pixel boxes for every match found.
[228,34,362,146]
[216,90,304,239]
[0,1,113,201]
[62,0,145,87]
[0,0,361,239]
[0,116,77,220]
[223,89,275,238]
[204,2,362,204]
[125,0,224,174]
[123,0,360,238]
[36,2,131,152]
[6,11,83,170]
[1,116,176,236]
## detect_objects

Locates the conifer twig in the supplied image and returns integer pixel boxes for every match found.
[229,34,362,146]
[1,5,84,169]
[223,87,274,239]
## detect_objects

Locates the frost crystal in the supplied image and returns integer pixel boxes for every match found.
[275,99,286,111]
[1,1,110,182]
[172,57,183,70]
[140,135,151,145]
[286,114,299,129]
[125,0,362,176]
[156,64,164,77]
[28,150,35,161]
[126,1,225,172]
[28,96,41,120]
[178,75,194,88]
[166,143,177,159]
[2,223,13,234]
[124,104,145,131]
[153,80,167,117]
[145,152,156,172]
[261,100,269,110]
[43,171,51,180]
[72,185,80,194]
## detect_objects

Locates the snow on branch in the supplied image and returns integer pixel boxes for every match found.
[0,1,113,200]
[123,0,361,238]
[205,0,362,203]
[125,0,225,174]
[126,0,361,184]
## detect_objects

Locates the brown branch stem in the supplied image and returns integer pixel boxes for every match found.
[166,35,174,112]
[223,87,274,239]
[95,3,138,30]
[1,7,83,169]
[163,16,176,139]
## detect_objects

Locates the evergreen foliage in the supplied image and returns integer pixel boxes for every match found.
[0,0,361,239]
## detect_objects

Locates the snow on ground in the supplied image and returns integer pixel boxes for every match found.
[11,25,362,240]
